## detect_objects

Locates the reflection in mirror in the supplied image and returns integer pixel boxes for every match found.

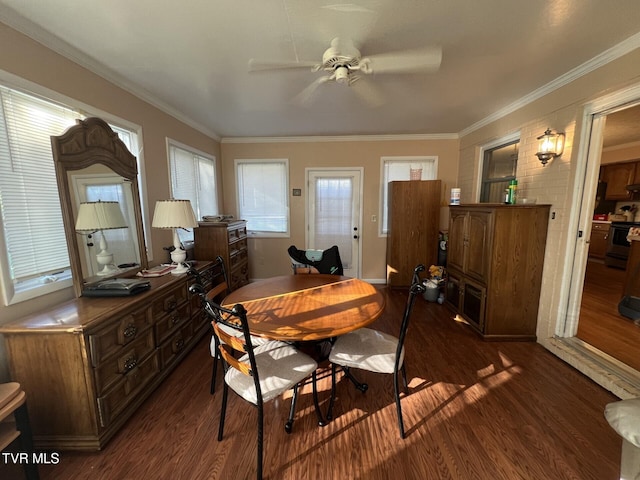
[71,172,141,278]
[52,117,148,297]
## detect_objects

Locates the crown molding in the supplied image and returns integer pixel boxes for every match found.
[221,133,459,144]
[0,16,221,141]
[460,31,640,138]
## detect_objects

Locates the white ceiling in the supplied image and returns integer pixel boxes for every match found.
[1,0,640,141]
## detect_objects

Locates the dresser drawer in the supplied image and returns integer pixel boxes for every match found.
[229,263,250,290]
[89,307,152,367]
[158,321,194,369]
[154,301,191,345]
[151,283,188,319]
[97,351,160,428]
[229,246,248,270]
[227,224,247,243]
[93,332,156,395]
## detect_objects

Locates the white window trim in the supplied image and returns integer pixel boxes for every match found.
[235,158,290,238]
[476,131,520,203]
[379,155,438,237]
[0,69,147,304]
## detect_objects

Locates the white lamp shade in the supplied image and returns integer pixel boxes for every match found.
[152,199,198,229]
[75,201,128,232]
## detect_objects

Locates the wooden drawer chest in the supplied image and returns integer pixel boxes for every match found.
[194,220,250,290]
[0,261,213,451]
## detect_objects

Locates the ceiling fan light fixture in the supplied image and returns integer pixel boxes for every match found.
[335,66,350,84]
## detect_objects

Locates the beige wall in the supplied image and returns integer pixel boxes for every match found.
[457,47,640,394]
[0,23,221,379]
[221,138,459,281]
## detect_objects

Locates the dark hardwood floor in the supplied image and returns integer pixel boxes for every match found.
[4,287,621,480]
[577,260,640,371]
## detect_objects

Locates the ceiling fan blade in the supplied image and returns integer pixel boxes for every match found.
[292,76,332,106]
[350,78,385,107]
[248,58,320,72]
[360,46,442,74]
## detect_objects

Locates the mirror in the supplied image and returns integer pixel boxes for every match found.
[52,117,148,297]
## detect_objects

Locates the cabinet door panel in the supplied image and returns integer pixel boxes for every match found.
[603,163,635,200]
[447,211,466,272]
[466,211,492,282]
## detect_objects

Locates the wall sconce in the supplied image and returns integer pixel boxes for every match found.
[535,128,565,166]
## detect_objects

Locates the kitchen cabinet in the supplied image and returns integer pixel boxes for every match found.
[589,222,611,260]
[194,220,249,291]
[445,204,550,340]
[0,262,214,450]
[602,162,635,200]
[386,180,441,287]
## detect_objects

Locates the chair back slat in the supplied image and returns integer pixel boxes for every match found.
[213,321,246,351]
[218,344,252,377]
[207,281,229,302]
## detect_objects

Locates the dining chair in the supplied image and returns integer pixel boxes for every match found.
[189,256,270,395]
[208,300,319,480]
[327,264,426,438]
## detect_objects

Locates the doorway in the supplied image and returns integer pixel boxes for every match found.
[306,168,362,278]
[567,90,640,374]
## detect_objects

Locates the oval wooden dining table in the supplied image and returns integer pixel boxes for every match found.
[221,274,386,342]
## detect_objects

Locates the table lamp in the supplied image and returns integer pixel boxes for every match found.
[75,200,128,276]
[151,199,198,275]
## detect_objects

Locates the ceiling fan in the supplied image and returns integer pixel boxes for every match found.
[248,37,442,106]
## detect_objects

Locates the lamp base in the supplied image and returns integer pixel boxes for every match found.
[170,247,189,275]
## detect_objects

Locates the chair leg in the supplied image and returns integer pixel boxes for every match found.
[393,368,405,439]
[311,371,326,427]
[326,363,337,421]
[210,353,218,395]
[15,402,39,480]
[218,382,229,441]
[401,363,408,392]
[285,383,300,434]
[257,400,264,480]
[342,366,368,393]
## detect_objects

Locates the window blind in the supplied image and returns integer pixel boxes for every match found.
[0,88,77,282]
[236,160,288,234]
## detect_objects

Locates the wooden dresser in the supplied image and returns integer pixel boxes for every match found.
[194,220,249,290]
[0,262,213,450]
[445,204,550,340]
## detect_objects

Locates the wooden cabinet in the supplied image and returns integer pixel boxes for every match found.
[602,162,635,200]
[0,262,213,450]
[386,180,441,287]
[194,220,249,291]
[445,205,550,340]
[589,222,611,260]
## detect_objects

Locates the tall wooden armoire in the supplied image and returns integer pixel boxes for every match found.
[386,180,441,287]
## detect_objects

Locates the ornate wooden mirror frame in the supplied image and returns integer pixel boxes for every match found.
[52,117,148,297]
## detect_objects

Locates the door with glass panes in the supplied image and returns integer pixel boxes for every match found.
[307,169,362,278]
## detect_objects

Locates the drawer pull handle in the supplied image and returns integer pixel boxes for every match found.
[124,356,138,372]
[171,313,180,325]
[123,324,137,338]
[175,338,185,351]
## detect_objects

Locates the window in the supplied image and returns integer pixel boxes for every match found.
[0,84,142,305]
[380,156,437,235]
[168,141,217,244]
[480,139,519,203]
[235,159,289,237]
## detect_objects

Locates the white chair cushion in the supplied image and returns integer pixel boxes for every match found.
[225,341,318,404]
[329,327,404,374]
[605,397,640,448]
[209,324,271,356]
